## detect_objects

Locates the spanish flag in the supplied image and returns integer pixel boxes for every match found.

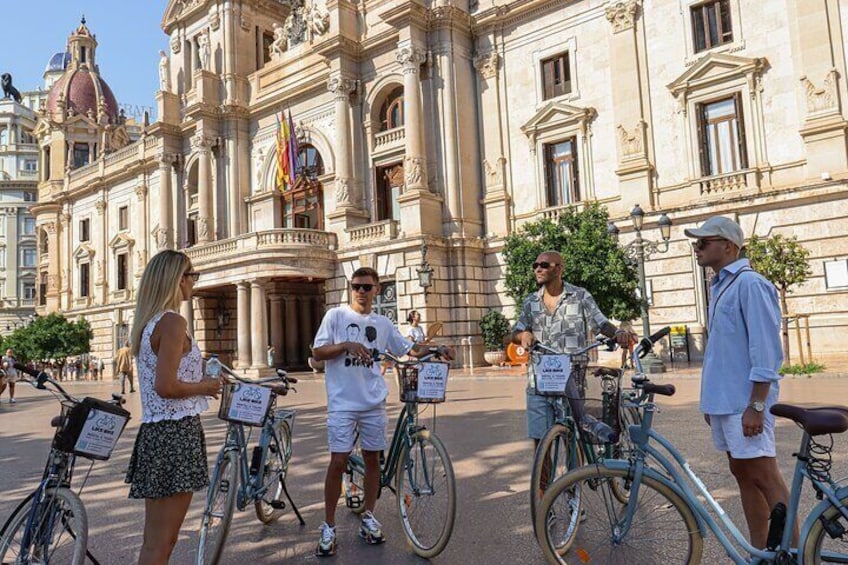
[275,112,290,190]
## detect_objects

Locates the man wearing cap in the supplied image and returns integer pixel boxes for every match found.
[685,216,790,549]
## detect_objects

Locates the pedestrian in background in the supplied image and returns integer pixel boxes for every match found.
[0,349,20,404]
[125,250,222,565]
[407,310,427,344]
[685,216,791,548]
[116,341,135,394]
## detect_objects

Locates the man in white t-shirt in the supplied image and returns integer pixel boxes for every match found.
[312,267,453,557]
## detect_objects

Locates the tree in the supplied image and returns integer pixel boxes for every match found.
[746,234,812,363]
[502,202,641,321]
[3,313,93,366]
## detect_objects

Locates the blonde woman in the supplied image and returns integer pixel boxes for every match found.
[125,250,221,565]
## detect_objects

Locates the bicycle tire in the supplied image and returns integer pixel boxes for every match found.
[343,442,367,515]
[0,486,88,565]
[801,493,848,563]
[197,450,238,565]
[255,420,291,524]
[535,464,703,564]
[609,404,642,504]
[530,423,584,544]
[395,429,456,558]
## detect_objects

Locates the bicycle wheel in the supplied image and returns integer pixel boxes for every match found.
[535,465,703,564]
[609,404,642,504]
[395,429,456,558]
[343,442,367,515]
[530,423,584,543]
[801,493,848,563]
[255,420,292,524]
[0,486,88,565]
[197,450,238,565]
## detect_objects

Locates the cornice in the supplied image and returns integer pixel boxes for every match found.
[473,0,595,33]
[379,0,430,29]
[314,34,362,60]
[428,5,473,33]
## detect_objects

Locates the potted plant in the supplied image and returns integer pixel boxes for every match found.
[480,310,510,366]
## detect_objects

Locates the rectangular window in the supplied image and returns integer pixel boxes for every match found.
[23,282,36,300]
[691,0,733,52]
[118,206,129,231]
[80,218,90,242]
[117,253,128,291]
[39,272,47,305]
[23,191,36,202]
[541,53,572,100]
[24,160,37,172]
[696,94,748,176]
[262,31,275,64]
[22,248,36,267]
[376,164,403,221]
[544,138,580,206]
[23,217,36,235]
[72,143,90,169]
[80,263,90,297]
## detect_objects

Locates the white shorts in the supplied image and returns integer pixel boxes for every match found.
[0,371,19,384]
[327,406,388,454]
[709,411,776,459]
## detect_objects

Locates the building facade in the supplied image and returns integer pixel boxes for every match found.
[33,1,848,375]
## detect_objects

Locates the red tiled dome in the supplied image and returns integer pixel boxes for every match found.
[46,69,119,121]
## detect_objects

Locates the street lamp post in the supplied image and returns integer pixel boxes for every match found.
[608,204,673,373]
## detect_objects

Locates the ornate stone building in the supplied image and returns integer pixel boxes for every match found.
[33,1,848,374]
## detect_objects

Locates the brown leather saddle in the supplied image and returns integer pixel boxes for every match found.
[771,404,848,436]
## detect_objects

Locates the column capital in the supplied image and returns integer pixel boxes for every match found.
[396,45,427,73]
[237,280,251,289]
[43,221,57,235]
[473,51,500,80]
[158,152,177,168]
[94,199,106,215]
[191,132,215,153]
[135,183,148,201]
[327,76,358,100]
[605,0,640,33]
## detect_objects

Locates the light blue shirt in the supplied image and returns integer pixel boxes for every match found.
[701,259,783,415]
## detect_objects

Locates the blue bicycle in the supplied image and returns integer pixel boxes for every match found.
[536,327,848,564]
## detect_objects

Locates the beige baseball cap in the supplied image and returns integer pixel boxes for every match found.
[683,216,744,248]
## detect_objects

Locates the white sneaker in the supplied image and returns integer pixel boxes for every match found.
[9,398,15,404]
[359,511,385,545]
[316,522,337,557]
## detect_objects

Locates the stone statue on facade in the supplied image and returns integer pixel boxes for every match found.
[198,31,211,71]
[285,1,308,47]
[307,1,330,37]
[269,22,287,60]
[1,74,22,103]
[158,50,172,92]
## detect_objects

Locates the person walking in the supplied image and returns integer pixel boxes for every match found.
[685,216,790,549]
[0,349,20,404]
[116,342,135,394]
[311,267,453,557]
[406,310,427,344]
[124,250,222,565]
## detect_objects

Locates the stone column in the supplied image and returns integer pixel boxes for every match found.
[236,281,251,368]
[135,182,149,281]
[327,75,359,208]
[226,125,240,238]
[269,295,283,367]
[284,297,300,367]
[250,280,268,368]
[180,298,194,334]
[192,132,213,243]
[299,297,313,360]
[397,44,429,192]
[43,220,60,309]
[60,212,72,310]
[156,154,174,249]
[3,208,17,300]
[94,199,107,304]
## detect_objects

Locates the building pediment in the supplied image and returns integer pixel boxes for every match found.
[521,101,598,140]
[162,0,212,31]
[108,232,135,250]
[73,243,96,261]
[668,53,769,98]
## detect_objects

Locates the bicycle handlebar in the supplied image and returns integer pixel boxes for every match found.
[529,335,617,357]
[376,346,448,365]
[218,362,298,395]
[14,362,126,407]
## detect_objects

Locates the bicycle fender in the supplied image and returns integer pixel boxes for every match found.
[599,459,709,538]
[796,484,848,565]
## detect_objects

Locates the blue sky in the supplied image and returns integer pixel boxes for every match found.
[0,1,169,115]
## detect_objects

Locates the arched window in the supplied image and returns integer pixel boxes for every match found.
[20,129,35,144]
[379,87,404,131]
[297,144,325,179]
[0,128,8,146]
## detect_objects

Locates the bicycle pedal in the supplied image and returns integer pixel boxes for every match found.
[219,480,230,493]
[346,495,363,509]
[269,500,286,510]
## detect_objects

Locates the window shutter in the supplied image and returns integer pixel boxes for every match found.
[542,60,555,100]
[563,54,572,95]
[691,6,706,52]
[543,145,554,206]
[571,139,581,202]
[733,92,749,169]
[696,103,710,176]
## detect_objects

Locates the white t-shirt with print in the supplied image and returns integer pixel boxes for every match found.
[314,305,413,412]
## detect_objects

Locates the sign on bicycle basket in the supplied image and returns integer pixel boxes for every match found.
[534,354,572,395]
[75,408,126,460]
[417,362,449,402]
[221,383,273,426]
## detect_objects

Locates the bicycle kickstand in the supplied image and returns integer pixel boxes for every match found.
[282,480,305,526]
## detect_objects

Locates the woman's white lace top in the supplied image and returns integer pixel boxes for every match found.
[138,310,208,423]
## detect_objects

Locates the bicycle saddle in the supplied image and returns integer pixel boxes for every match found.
[770,404,848,436]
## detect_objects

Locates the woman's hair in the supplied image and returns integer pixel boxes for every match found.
[407,310,419,324]
[130,250,192,356]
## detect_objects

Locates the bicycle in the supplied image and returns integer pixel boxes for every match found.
[341,348,456,558]
[535,327,848,564]
[196,363,305,565]
[528,334,647,549]
[0,363,130,565]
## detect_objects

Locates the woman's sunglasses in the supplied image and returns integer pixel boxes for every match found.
[351,283,374,292]
[691,237,726,251]
[184,271,200,282]
[532,261,559,270]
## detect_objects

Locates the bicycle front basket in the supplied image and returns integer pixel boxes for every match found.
[569,368,622,445]
[397,361,450,404]
[218,381,274,427]
[53,397,131,461]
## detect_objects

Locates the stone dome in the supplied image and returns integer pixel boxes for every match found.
[45,51,70,74]
[46,68,119,121]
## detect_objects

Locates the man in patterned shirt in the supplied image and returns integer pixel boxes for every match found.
[511,251,631,446]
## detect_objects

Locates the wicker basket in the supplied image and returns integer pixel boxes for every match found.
[218,381,274,427]
[572,369,622,445]
[397,361,450,404]
[52,397,131,461]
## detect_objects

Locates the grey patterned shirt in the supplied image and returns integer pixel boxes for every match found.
[512,283,609,385]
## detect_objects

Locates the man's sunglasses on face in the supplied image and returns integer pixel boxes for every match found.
[532,261,559,270]
[691,237,726,251]
[351,283,374,292]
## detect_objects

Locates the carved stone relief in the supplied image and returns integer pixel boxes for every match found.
[335,177,351,204]
[397,46,428,73]
[155,227,169,250]
[196,217,209,241]
[483,157,506,189]
[474,52,500,80]
[617,121,646,158]
[269,22,287,61]
[801,69,839,115]
[605,0,640,33]
[404,156,424,186]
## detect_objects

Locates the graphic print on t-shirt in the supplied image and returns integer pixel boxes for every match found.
[344,323,380,368]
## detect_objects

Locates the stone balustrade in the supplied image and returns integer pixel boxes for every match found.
[185,228,337,267]
[347,220,398,243]
[374,126,405,149]
[700,170,749,195]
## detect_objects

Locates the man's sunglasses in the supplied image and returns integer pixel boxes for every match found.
[351,283,375,292]
[532,261,559,270]
[184,271,200,282]
[691,237,726,251]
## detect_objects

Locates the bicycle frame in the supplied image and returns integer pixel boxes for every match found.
[611,398,848,564]
[18,452,75,562]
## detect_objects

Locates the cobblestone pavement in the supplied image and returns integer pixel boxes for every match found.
[0,366,846,564]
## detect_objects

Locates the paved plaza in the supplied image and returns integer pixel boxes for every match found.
[0,363,846,564]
